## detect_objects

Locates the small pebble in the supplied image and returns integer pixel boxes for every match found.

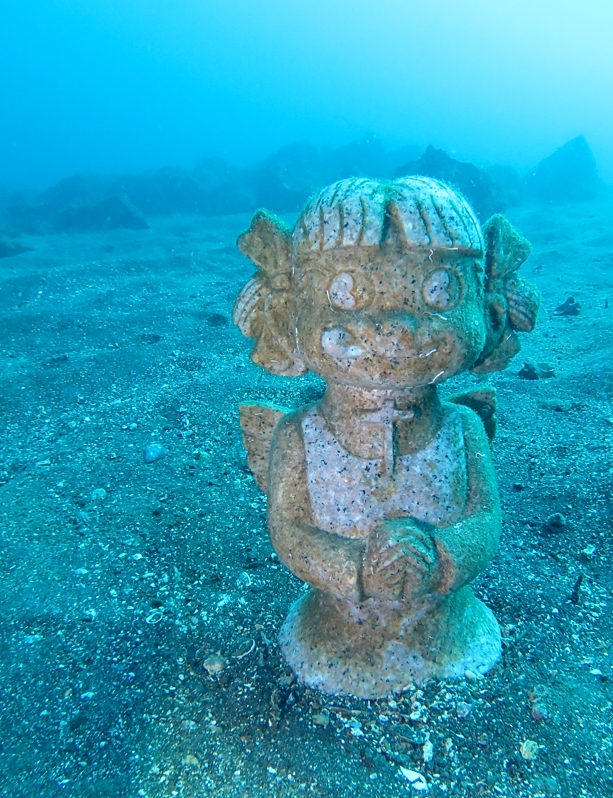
[346,719,364,737]
[519,739,539,760]
[312,712,330,728]
[91,488,107,500]
[581,544,596,562]
[143,443,168,464]
[531,702,548,722]
[203,654,228,676]
[544,512,566,533]
[532,776,559,795]
[541,399,571,412]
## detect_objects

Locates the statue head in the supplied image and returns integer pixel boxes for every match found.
[234,177,538,389]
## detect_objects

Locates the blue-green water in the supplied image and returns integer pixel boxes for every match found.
[1,3,613,797]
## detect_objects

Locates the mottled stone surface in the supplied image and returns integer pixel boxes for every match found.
[233,177,539,697]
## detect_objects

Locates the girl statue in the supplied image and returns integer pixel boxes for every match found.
[233,177,538,697]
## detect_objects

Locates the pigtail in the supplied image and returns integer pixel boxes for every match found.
[471,215,540,374]
[233,210,307,377]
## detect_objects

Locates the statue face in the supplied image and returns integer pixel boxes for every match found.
[295,246,487,389]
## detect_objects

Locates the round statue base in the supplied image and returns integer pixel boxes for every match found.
[279,586,501,698]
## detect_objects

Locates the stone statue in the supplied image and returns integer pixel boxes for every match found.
[233,177,539,698]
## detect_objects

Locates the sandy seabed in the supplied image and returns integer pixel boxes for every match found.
[1,195,612,798]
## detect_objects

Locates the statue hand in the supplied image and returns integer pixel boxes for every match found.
[361,519,437,601]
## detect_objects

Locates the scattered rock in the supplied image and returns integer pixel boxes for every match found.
[543,512,567,533]
[519,739,539,761]
[42,354,69,369]
[202,653,228,676]
[399,767,428,792]
[205,313,229,327]
[143,443,168,464]
[580,544,596,562]
[532,776,559,795]
[0,239,33,259]
[529,686,549,722]
[141,332,162,344]
[518,359,556,380]
[394,145,507,220]
[486,164,523,206]
[554,296,581,316]
[4,135,418,234]
[456,701,472,718]
[91,488,107,500]
[531,703,548,723]
[541,398,571,412]
[312,711,330,728]
[524,135,600,203]
[55,196,148,232]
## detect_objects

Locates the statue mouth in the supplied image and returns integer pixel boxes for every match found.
[321,325,423,362]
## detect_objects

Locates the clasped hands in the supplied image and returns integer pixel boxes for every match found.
[361,518,438,601]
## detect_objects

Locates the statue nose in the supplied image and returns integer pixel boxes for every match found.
[374,314,416,345]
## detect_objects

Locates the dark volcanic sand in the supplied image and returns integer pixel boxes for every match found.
[1,196,612,798]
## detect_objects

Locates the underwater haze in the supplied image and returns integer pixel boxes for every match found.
[1,2,613,798]
[1,0,613,188]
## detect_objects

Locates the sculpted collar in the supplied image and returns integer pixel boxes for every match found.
[319,383,443,472]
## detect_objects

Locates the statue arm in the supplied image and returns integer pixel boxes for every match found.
[267,413,364,601]
[432,406,502,594]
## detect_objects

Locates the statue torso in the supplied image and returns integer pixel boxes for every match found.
[302,405,468,538]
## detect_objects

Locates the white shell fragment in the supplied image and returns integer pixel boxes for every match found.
[400,767,429,791]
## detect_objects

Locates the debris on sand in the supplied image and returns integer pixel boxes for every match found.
[570,573,584,605]
[518,359,556,379]
[554,296,581,316]
[519,739,540,760]
[203,653,229,676]
[540,398,571,412]
[543,512,567,533]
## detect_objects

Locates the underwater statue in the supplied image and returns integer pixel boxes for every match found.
[233,177,539,698]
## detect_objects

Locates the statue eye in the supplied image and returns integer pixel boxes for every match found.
[328,271,373,310]
[329,272,356,308]
[422,269,461,310]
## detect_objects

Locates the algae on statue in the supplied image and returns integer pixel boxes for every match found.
[233,177,539,698]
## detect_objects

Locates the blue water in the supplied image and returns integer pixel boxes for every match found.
[1,3,612,797]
